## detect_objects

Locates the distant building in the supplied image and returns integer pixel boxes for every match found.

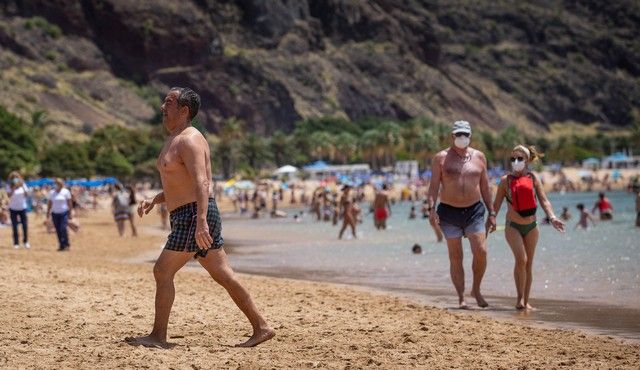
[303,161,371,180]
[601,153,640,169]
[394,160,419,179]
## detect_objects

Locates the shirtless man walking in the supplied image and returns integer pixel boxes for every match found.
[126,87,274,348]
[427,121,496,308]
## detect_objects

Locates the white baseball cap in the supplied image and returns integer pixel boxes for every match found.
[452,120,472,134]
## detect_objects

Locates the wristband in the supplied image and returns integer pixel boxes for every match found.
[489,211,497,217]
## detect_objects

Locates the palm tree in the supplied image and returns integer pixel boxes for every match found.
[242,133,269,170]
[401,118,425,155]
[495,125,522,168]
[414,130,439,168]
[269,130,291,167]
[309,131,335,161]
[360,129,385,170]
[377,121,403,167]
[216,116,245,178]
[334,132,358,163]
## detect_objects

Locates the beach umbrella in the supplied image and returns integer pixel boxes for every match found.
[303,160,329,170]
[25,178,55,187]
[224,178,237,189]
[234,180,256,190]
[273,165,298,175]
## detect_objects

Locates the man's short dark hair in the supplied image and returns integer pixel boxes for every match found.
[170,87,200,121]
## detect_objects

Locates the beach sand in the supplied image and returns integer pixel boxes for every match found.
[0,203,638,369]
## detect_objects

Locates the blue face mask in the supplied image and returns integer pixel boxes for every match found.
[12,178,19,185]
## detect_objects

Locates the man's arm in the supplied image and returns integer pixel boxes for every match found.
[479,153,494,213]
[138,191,164,217]
[180,133,213,250]
[426,152,442,210]
[479,153,496,232]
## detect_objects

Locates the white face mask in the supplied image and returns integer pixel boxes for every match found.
[454,136,470,149]
[511,160,526,172]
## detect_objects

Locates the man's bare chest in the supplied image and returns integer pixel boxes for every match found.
[157,141,182,172]
[442,158,482,179]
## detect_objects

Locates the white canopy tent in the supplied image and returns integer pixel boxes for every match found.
[273,165,299,176]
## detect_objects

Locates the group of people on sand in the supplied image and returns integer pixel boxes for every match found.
[33,86,634,350]
[3,174,80,251]
[2,170,155,251]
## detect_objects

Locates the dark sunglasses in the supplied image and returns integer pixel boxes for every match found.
[510,156,525,162]
[454,132,470,137]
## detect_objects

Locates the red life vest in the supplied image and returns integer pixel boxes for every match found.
[508,174,538,217]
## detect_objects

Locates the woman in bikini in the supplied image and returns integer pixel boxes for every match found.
[338,185,357,239]
[492,145,565,310]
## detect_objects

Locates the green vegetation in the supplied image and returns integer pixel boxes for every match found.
[0,107,38,178]
[40,142,93,178]
[24,16,62,39]
[0,104,637,181]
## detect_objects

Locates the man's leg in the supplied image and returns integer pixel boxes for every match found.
[197,248,275,347]
[445,237,467,308]
[467,232,488,307]
[126,249,193,347]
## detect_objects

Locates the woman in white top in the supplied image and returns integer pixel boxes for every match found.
[47,178,74,251]
[7,171,31,249]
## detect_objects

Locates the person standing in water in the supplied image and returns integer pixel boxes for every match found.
[427,120,495,309]
[492,145,565,310]
[338,185,357,239]
[635,190,640,227]
[592,192,613,220]
[372,184,391,230]
[575,203,596,230]
[126,87,274,348]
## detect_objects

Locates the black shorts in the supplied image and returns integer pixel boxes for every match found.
[436,201,485,238]
[165,198,224,257]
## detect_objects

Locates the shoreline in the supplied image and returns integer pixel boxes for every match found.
[0,205,638,368]
[224,247,640,344]
[96,235,640,346]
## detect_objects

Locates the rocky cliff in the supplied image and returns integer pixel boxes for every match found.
[0,0,638,139]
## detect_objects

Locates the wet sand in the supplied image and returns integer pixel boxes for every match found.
[0,204,638,369]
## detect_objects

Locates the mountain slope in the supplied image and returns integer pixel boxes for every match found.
[0,0,638,138]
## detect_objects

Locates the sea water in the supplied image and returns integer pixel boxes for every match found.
[227,191,638,307]
[224,191,640,339]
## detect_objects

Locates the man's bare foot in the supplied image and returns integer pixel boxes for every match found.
[458,300,469,309]
[525,303,535,310]
[470,290,489,308]
[235,328,276,348]
[124,335,171,349]
[515,301,525,310]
